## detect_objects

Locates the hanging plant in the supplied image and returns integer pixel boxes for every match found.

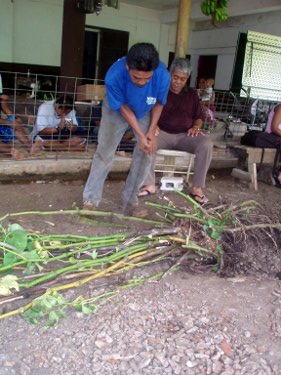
[201,0,228,26]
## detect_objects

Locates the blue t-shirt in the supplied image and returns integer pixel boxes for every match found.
[105,57,171,120]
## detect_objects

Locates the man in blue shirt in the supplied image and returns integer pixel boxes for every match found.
[83,43,170,215]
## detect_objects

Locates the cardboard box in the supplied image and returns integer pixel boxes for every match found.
[76,84,105,101]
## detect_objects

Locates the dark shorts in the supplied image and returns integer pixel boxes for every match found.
[0,116,15,144]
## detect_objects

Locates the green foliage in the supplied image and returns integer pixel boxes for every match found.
[1,224,47,274]
[204,219,223,240]
[21,291,67,327]
[21,291,106,327]
[201,0,228,24]
[0,275,19,296]
[5,223,28,252]
[106,0,119,9]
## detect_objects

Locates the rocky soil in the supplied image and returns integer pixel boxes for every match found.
[0,170,281,374]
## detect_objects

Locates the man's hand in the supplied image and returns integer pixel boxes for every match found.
[59,116,66,130]
[187,127,205,137]
[139,134,152,154]
[146,133,157,154]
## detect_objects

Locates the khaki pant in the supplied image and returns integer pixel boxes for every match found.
[143,130,213,188]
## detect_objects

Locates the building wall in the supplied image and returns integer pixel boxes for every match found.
[188,11,281,90]
[0,0,169,67]
[0,0,280,91]
[0,0,63,66]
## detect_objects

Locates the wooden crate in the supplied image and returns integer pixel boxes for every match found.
[76,84,105,101]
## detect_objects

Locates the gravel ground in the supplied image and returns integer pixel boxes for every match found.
[0,172,281,374]
[1,274,281,375]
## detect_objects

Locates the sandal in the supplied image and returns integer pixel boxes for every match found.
[271,173,281,189]
[138,189,155,197]
[189,193,209,205]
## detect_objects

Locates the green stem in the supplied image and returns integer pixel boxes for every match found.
[19,242,152,288]
[0,209,163,226]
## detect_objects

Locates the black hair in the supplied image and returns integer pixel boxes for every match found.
[55,95,74,110]
[126,43,159,71]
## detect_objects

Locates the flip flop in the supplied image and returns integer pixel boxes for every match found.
[138,189,155,197]
[271,173,281,189]
[189,193,209,205]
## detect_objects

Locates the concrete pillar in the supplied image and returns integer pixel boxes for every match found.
[175,0,192,57]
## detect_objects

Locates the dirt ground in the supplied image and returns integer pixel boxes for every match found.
[1,169,281,374]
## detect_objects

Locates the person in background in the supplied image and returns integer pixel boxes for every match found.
[139,58,213,204]
[82,42,171,215]
[198,77,216,127]
[200,77,214,102]
[0,75,34,158]
[198,77,206,91]
[30,96,86,153]
[265,102,281,188]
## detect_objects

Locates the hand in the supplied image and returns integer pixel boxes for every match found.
[187,127,205,137]
[146,133,157,154]
[155,126,160,136]
[139,135,152,154]
[59,116,66,129]
[65,119,74,130]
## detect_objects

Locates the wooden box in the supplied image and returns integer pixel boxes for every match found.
[76,84,105,101]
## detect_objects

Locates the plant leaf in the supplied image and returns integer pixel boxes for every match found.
[0,275,19,296]
[6,228,28,252]
[3,252,18,266]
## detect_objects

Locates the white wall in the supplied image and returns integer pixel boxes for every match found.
[0,0,14,62]
[188,10,281,90]
[0,0,280,92]
[85,4,164,58]
[0,0,169,66]
[0,0,63,66]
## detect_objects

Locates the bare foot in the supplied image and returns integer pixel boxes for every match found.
[11,148,25,160]
[138,185,156,197]
[190,187,209,204]
[30,139,43,154]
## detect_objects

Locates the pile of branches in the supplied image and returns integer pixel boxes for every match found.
[0,190,280,326]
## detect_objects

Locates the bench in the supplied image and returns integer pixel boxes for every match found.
[155,149,195,183]
[231,145,277,190]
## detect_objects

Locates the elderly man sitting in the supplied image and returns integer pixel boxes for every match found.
[139,57,213,204]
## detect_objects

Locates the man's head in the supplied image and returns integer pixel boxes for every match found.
[126,43,159,87]
[55,95,74,117]
[169,58,192,94]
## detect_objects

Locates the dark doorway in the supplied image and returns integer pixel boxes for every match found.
[231,33,247,93]
[196,55,217,88]
[83,27,129,81]
[83,30,99,81]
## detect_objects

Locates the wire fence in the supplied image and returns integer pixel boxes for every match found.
[0,70,280,159]
[212,90,279,140]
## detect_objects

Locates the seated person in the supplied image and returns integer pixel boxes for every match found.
[265,102,281,187]
[139,58,213,204]
[30,95,86,152]
[200,78,214,102]
[198,77,216,125]
[0,80,35,158]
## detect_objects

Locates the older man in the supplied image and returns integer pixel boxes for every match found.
[139,57,213,204]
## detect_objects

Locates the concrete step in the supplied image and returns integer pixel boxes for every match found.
[0,139,239,180]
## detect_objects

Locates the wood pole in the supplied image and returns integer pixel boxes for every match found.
[175,0,192,57]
